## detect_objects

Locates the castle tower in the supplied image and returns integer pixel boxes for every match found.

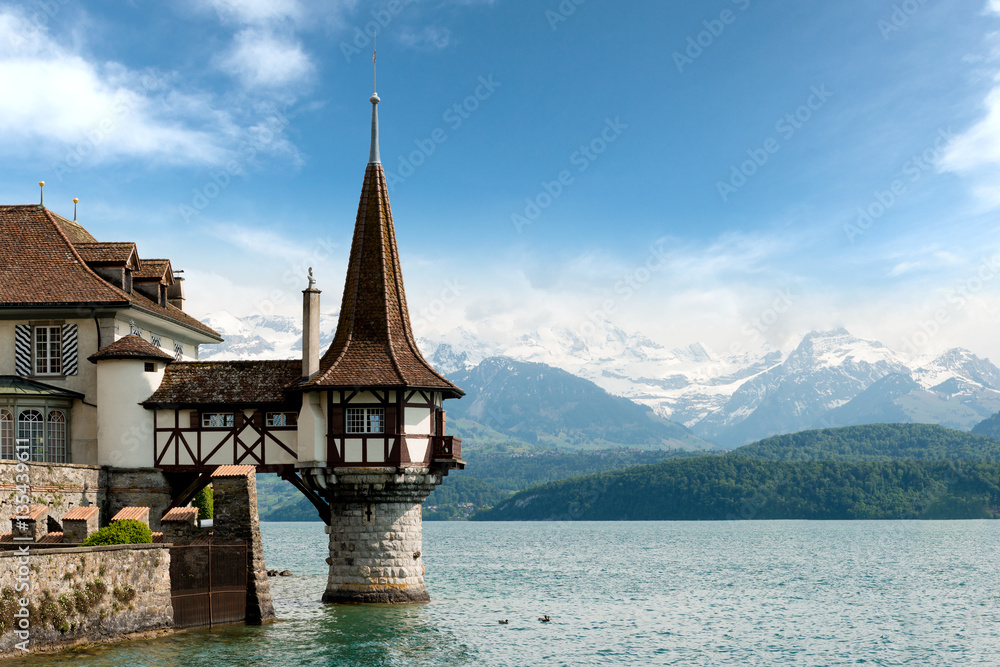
[294,90,465,604]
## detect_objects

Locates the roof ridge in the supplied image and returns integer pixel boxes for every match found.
[41,208,133,302]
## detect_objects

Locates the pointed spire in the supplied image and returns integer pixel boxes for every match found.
[369,92,381,165]
[369,35,380,165]
[302,93,461,396]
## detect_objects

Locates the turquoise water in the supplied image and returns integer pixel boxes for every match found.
[20,520,1000,665]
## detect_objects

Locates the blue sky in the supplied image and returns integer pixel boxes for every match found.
[2,0,1000,361]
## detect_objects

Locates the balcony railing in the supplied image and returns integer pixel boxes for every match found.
[431,435,462,461]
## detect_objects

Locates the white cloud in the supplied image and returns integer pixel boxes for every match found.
[0,7,298,168]
[199,0,303,25]
[398,26,453,50]
[218,28,314,89]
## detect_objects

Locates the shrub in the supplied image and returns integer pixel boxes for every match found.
[80,520,152,546]
[193,485,213,520]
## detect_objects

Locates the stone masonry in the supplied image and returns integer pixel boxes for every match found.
[211,466,275,624]
[322,467,442,604]
[0,544,172,658]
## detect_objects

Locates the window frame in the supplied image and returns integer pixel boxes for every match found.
[0,409,12,460]
[346,407,385,434]
[265,412,297,428]
[201,413,235,429]
[33,325,63,376]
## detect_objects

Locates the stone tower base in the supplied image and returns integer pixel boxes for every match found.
[320,467,440,604]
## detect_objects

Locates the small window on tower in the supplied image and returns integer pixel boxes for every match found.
[346,407,384,434]
[144,362,156,373]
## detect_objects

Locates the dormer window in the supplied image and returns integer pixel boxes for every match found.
[346,407,384,434]
[124,268,133,293]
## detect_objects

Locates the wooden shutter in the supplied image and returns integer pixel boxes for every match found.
[14,325,31,376]
[252,412,263,429]
[189,411,199,429]
[235,412,244,428]
[331,407,344,435]
[385,406,397,435]
[61,324,78,375]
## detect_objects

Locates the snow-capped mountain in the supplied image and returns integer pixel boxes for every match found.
[198,312,1000,447]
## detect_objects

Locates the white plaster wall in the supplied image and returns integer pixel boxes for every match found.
[96,358,164,467]
[366,441,385,463]
[405,437,429,464]
[345,438,363,462]
[404,406,432,435]
[296,391,327,463]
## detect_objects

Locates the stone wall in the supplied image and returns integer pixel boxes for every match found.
[0,544,172,658]
[212,469,275,624]
[0,462,103,530]
[104,468,173,532]
[322,467,441,604]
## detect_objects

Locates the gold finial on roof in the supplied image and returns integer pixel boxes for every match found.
[38,181,45,206]
[73,197,79,221]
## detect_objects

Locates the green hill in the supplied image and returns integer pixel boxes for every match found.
[733,423,1000,461]
[474,423,1000,521]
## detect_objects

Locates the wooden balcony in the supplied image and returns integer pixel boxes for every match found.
[431,435,464,470]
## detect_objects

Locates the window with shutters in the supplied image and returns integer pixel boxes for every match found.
[34,326,62,375]
[202,413,234,428]
[346,407,384,434]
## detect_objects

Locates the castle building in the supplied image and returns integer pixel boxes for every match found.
[0,90,464,604]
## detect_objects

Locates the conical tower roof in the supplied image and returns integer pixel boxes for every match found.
[302,93,462,397]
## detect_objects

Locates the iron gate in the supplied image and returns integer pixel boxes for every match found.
[169,539,248,628]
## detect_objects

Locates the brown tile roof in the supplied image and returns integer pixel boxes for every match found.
[298,165,462,397]
[143,359,301,406]
[88,335,175,363]
[161,507,199,523]
[62,506,99,521]
[111,507,150,522]
[38,532,63,544]
[151,532,164,543]
[19,506,48,521]
[74,242,139,267]
[0,533,10,543]
[135,258,172,282]
[212,465,255,478]
[0,205,220,340]
[52,211,97,243]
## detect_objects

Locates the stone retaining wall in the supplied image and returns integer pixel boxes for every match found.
[0,544,173,659]
[0,462,103,530]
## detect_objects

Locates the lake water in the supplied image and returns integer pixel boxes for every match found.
[20,520,1000,665]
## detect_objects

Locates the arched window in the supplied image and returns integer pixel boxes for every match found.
[47,410,66,463]
[0,410,12,460]
[18,410,44,462]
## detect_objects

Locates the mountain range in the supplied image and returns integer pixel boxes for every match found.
[199,312,1000,448]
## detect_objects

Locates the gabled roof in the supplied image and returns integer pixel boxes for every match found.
[88,335,175,363]
[143,359,302,406]
[0,375,84,399]
[75,242,140,268]
[298,96,462,397]
[135,258,173,283]
[0,204,220,340]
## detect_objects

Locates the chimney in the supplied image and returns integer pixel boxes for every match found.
[303,268,321,378]
[167,275,185,311]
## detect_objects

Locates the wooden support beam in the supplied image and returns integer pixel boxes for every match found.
[166,469,217,511]
[278,470,331,525]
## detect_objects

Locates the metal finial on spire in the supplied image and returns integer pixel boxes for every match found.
[73,197,79,221]
[38,181,44,206]
[368,36,381,165]
[373,31,377,95]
